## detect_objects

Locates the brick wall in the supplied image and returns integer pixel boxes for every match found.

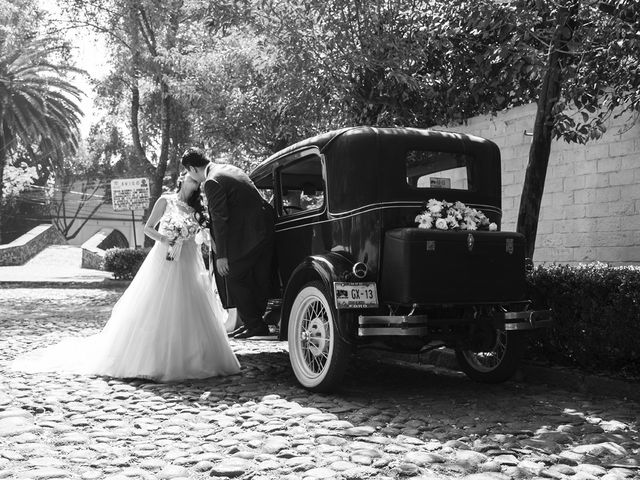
[435,103,640,265]
[0,224,67,266]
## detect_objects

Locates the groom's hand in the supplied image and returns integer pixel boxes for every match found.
[216,257,230,276]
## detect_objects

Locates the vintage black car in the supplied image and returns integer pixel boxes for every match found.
[250,126,551,392]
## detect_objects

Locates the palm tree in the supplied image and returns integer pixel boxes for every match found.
[0,36,84,241]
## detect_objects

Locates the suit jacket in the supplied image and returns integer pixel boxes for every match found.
[203,163,274,263]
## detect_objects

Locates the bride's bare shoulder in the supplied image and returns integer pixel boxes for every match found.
[157,194,175,204]
[150,195,171,212]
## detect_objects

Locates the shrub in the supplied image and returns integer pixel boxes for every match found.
[527,262,640,379]
[103,246,211,280]
[103,247,151,280]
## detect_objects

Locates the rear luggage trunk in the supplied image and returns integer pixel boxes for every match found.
[381,228,527,304]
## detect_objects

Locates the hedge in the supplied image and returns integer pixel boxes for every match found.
[527,262,640,379]
[103,247,151,280]
[103,245,211,280]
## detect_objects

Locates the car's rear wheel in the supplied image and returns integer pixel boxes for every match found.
[455,329,526,383]
[288,281,350,392]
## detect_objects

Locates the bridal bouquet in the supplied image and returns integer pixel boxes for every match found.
[161,214,200,261]
[415,199,498,231]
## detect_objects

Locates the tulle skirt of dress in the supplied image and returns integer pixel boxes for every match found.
[11,239,241,382]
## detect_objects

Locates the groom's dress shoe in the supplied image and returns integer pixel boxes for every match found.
[229,326,247,338]
[234,324,270,339]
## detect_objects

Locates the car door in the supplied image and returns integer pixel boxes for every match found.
[274,149,328,283]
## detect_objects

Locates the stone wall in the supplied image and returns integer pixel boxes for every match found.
[436,103,640,265]
[81,228,129,270]
[0,224,67,266]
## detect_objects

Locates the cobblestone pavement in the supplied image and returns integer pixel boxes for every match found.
[1,288,639,480]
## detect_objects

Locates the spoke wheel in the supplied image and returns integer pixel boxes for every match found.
[455,330,526,383]
[288,281,350,391]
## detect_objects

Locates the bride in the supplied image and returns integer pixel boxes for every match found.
[12,174,241,381]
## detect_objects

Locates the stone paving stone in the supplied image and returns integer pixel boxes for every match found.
[1,288,640,480]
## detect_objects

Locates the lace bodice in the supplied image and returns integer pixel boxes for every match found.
[158,194,199,240]
[165,193,194,216]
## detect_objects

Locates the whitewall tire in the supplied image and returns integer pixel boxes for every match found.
[288,281,350,392]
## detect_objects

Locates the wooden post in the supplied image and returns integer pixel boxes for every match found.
[131,210,138,248]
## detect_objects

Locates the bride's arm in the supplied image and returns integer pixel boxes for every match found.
[143,197,170,244]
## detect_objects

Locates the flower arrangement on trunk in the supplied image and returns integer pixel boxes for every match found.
[415,199,498,231]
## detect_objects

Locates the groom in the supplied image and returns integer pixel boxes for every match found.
[181,148,275,339]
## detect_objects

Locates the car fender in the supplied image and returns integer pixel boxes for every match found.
[280,252,358,343]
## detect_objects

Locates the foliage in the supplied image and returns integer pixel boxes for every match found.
[45,0,640,164]
[2,163,38,204]
[170,9,336,163]
[0,0,83,240]
[60,0,193,201]
[103,247,150,280]
[194,0,637,158]
[528,263,640,379]
[457,0,640,144]
[0,160,51,242]
[557,0,640,143]
[195,0,473,156]
[78,117,137,179]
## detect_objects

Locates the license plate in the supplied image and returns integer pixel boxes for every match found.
[333,282,378,309]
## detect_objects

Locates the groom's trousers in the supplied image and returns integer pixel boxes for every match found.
[213,236,274,330]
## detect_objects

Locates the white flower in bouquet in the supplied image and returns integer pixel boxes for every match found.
[415,213,433,229]
[445,215,458,228]
[489,222,498,231]
[427,199,443,214]
[161,213,200,261]
[435,218,448,230]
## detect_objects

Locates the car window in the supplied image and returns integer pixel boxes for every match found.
[278,155,325,217]
[258,188,275,205]
[406,150,473,191]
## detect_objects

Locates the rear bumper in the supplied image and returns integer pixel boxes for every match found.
[357,309,553,337]
[502,309,553,331]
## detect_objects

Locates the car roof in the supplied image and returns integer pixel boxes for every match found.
[250,126,496,183]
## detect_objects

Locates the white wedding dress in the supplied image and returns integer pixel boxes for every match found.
[12,194,241,382]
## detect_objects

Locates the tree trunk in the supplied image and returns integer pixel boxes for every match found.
[0,133,5,244]
[156,81,171,192]
[130,81,148,169]
[516,3,579,259]
[148,80,172,217]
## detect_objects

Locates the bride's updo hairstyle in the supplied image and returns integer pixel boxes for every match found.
[176,173,208,227]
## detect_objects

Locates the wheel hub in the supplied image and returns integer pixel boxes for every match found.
[303,316,329,357]
[463,330,507,370]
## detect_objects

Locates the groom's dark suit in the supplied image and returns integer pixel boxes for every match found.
[203,163,275,330]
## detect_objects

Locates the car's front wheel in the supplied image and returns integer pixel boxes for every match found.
[288,281,351,392]
[455,330,526,383]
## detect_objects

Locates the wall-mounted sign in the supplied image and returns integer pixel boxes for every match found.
[429,177,451,189]
[111,178,150,211]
